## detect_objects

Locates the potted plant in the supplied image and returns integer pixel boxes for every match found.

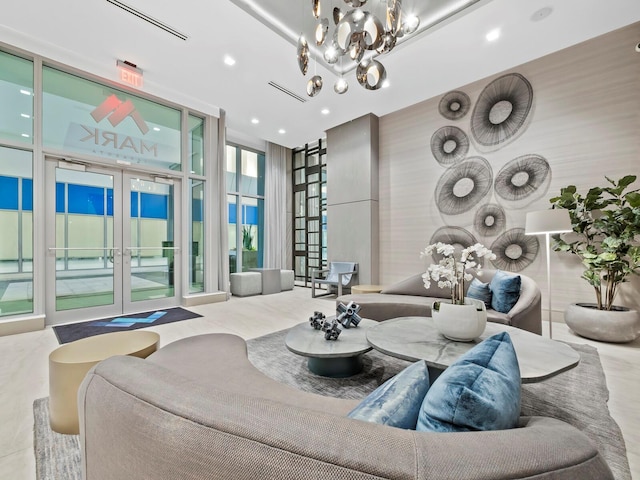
[421,242,496,341]
[549,175,640,342]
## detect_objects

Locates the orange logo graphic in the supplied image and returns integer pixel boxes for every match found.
[90,94,149,135]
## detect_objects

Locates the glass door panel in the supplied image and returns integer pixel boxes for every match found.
[123,174,180,310]
[55,169,115,310]
[127,178,174,302]
[46,160,180,324]
[46,160,122,324]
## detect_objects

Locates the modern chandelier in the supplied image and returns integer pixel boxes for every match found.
[297,0,420,96]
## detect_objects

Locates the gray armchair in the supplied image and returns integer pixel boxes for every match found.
[311,261,358,298]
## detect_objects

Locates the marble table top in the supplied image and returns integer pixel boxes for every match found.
[366,317,580,383]
[286,318,376,359]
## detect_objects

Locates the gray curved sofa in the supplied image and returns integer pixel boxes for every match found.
[78,333,612,479]
[338,270,542,334]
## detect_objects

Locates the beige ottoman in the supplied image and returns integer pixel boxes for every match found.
[49,330,160,434]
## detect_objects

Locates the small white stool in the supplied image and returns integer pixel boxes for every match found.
[281,270,295,291]
[230,272,262,297]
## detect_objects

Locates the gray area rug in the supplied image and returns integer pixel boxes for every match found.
[33,398,81,480]
[246,329,631,480]
[33,329,630,480]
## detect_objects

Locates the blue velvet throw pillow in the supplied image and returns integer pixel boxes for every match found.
[348,360,430,429]
[489,270,521,313]
[467,278,492,308]
[416,332,521,433]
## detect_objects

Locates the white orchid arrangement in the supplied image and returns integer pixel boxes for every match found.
[420,242,497,305]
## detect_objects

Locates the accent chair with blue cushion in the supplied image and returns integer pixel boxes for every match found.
[311,261,358,298]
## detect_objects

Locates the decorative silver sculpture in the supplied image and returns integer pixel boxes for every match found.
[306,75,323,97]
[309,312,342,340]
[356,59,386,90]
[309,311,326,330]
[336,301,362,328]
[298,0,420,95]
[297,35,309,75]
[321,316,342,340]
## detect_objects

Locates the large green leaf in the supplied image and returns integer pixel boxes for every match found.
[627,192,640,208]
[598,252,617,262]
[618,175,637,189]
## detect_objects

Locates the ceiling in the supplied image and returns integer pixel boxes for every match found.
[1,0,639,149]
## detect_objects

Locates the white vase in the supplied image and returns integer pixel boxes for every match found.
[432,297,487,342]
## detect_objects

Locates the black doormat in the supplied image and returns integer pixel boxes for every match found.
[52,307,202,344]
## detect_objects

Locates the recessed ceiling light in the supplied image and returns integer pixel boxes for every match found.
[531,7,553,22]
[251,118,260,124]
[153,127,160,131]
[20,89,31,95]
[485,28,500,42]
[224,55,236,66]
[21,113,31,119]
[321,108,330,115]
[278,129,286,134]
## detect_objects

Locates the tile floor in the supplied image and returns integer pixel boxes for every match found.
[0,287,638,479]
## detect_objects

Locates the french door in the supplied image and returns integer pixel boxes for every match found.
[45,158,181,325]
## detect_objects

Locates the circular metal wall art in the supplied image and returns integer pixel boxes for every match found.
[429,226,480,264]
[439,91,471,121]
[470,73,533,146]
[490,228,539,272]
[356,59,387,90]
[494,154,551,202]
[430,126,470,166]
[474,204,506,237]
[435,157,493,215]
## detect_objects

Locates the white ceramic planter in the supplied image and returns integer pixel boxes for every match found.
[564,303,640,343]
[432,297,487,342]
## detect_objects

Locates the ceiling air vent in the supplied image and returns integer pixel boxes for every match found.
[268,81,307,103]
[106,0,188,41]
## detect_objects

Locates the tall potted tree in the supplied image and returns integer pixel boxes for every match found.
[549,175,640,342]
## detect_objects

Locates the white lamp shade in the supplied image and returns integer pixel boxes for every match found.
[525,209,573,235]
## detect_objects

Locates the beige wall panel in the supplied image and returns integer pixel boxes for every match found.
[67,215,104,258]
[327,201,378,284]
[139,219,168,257]
[22,212,33,259]
[379,23,640,313]
[0,212,18,260]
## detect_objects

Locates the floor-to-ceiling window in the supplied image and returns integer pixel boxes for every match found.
[292,140,327,286]
[0,44,216,325]
[226,144,265,273]
[0,51,34,318]
[188,115,205,293]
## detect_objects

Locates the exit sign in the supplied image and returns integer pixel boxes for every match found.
[117,60,143,88]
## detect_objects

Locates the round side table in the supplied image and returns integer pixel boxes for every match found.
[351,284,384,294]
[49,330,160,434]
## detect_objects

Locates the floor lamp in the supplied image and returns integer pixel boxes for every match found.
[524,209,572,339]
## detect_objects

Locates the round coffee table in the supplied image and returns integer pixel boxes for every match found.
[49,330,160,434]
[367,317,580,383]
[285,318,376,377]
